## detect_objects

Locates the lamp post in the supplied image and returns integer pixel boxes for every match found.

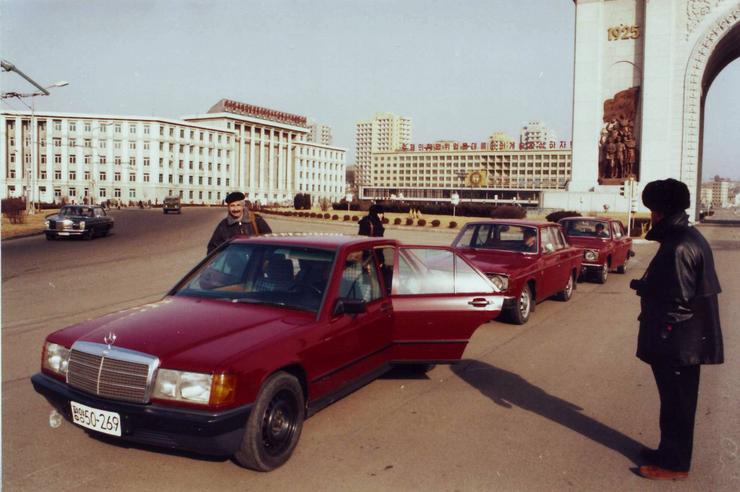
[2,71,69,214]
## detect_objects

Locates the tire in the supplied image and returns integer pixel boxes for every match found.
[616,258,628,274]
[234,372,304,471]
[83,229,94,240]
[557,273,574,301]
[45,233,55,241]
[596,263,608,284]
[509,284,532,325]
[100,226,110,237]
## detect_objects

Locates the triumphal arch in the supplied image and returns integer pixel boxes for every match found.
[567,0,739,218]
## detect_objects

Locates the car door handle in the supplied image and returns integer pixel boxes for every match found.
[468,298,490,308]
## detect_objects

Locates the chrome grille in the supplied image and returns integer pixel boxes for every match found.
[67,342,159,403]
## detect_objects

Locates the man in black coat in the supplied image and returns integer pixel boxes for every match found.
[206,192,272,254]
[632,178,723,480]
[358,204,385,237]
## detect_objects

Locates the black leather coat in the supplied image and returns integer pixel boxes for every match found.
[206,213,271,254]
[635,213,723,366]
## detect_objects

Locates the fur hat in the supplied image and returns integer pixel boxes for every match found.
[224,191,245,204]
[641,178,690,214]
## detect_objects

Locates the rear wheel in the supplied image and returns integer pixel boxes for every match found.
[234,372,304,471]
[557,273,574,301]
[509,284,532,325]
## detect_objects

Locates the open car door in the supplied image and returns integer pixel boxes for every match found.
[391,246,504,363]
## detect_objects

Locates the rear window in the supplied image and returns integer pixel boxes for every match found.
[560,220,610,238]
[454,224,538,253]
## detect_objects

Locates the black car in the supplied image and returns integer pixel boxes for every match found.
[45,205,114,240]
[162,196,181,214]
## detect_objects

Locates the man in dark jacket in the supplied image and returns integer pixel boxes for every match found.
[206,192,272,254]
[632,178,723,480]
[358,204,385,237]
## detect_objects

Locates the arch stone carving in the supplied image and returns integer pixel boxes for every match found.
[681,2,740,214]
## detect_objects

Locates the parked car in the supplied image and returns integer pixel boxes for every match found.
[44,205,114,240]
[31,234,503,471]
[162,196,181,214]
[451,220,583,325]
[558,216,634,283]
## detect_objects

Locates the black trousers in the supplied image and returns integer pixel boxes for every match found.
[651,364,701,471]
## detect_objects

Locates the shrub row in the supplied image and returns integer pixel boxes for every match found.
[259,208,460,228]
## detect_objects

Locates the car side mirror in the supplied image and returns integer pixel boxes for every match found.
[333,298,367,316]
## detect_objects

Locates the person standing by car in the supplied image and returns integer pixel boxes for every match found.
[207,192,272,254]
[631,178,723,481]
[358,204,385,237]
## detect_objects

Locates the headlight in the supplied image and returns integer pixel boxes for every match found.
[486,273,509,292]
[78,221,85,229]
[153,369,236,406]
[584,250,598,262]
[42,342,70,376]
[44,220,50,228]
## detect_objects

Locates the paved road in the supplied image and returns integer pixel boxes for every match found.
[2,210,739,491]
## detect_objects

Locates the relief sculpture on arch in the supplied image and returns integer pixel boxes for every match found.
[598,86,640,185]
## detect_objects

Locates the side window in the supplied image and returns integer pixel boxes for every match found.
[550,227,565,250]
[611,222,623,238]
[454,225,476,248]
[540,228,555,253]
[339,249,382,303]
[472,225,493,247]
[396,248,492,295]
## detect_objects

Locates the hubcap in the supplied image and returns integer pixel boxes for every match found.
[565,276,573,296]
[602,264,608,281]
[519,290,530,317]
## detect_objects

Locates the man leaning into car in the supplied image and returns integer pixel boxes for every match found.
[206,191,272,254]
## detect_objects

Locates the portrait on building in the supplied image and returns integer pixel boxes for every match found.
[598,86,640,185]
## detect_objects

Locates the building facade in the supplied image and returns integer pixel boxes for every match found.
[700,179,732,208]
[1,100,346,206]
[360,139,572,206]
[306,120,333,146]
[355,112,411,187]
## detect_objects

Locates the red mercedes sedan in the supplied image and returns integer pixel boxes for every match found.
[32,234,503,471]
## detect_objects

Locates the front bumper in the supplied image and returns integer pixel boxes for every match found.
[45,229,85,237]
[31,373,252,456]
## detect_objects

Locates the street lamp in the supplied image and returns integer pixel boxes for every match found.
[2,63,70,213]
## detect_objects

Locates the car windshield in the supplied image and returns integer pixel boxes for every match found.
[173,243,335,313]
[59,206,94,217]
[561,220,611,238]
[455,224,539,253]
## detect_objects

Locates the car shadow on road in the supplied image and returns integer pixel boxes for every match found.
[451,359,643,464]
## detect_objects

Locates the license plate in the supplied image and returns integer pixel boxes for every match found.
[70,401,121,436]
[58,232,70,236]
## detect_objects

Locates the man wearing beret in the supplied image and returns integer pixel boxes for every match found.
[631,178,723,480]
[206,192,271,254]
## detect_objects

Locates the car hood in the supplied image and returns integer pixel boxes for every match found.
[459,249,537,275]
[48,296,314,370]
[565,236,609,249]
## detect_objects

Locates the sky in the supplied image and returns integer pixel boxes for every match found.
[1,0,738,180]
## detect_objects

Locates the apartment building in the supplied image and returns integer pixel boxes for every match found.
[355,112,411,187]
[519,121,558,146]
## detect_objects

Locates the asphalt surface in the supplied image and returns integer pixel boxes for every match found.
[2,209,739,491]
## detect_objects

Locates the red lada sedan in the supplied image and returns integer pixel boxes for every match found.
[452,220,583,324]
[558,217,635,283]
[32,234,503,471]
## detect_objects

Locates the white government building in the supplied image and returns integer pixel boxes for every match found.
[1,99,346,206]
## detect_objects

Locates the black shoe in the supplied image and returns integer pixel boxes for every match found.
[639,447,663,464]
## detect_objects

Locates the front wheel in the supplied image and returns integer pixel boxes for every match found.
[509,284,532,325]
[596,263,608,284]
[616,258,628,274]
[557,273,574,301]
[234,372,304,471]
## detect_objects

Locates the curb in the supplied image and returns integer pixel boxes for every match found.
[2,230,45,241]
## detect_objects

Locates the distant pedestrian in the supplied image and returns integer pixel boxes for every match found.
[207,192,272,254]
[631,178,723,480]
[358,204,385,237]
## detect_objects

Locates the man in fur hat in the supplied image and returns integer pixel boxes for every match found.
[631,178,723,480]
[206,192,271,254]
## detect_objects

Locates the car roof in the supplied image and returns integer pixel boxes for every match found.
[463,219,554,228]
[230,233,397,249]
